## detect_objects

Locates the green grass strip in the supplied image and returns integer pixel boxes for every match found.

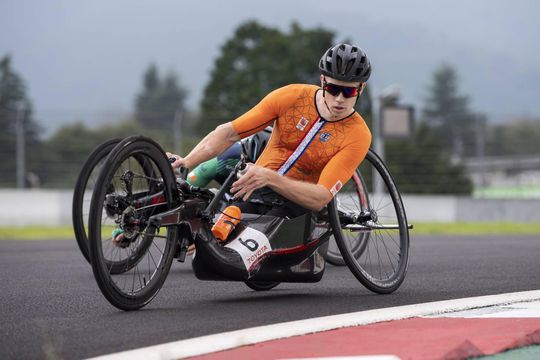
[0,226,75,240]
[412,222,540,235]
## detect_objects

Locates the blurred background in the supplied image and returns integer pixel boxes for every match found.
[1,0,540,225]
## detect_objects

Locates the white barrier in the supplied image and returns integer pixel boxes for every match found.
[1,190,540,226]
[0,189,73,226]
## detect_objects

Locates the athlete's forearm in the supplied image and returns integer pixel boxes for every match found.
[183,123,240,169]
[267,171,333,211]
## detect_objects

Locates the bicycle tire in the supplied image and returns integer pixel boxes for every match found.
[244,281,280,291]
[88,136,179,310]
[329,149,409,294]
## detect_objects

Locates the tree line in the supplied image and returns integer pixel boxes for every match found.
[1,20,538,192]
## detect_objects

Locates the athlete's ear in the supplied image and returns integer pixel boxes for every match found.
[320,74,325,86]
[359,83,366,95]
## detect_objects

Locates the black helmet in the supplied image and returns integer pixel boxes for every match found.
[319,43,371,83]
[241,126,272,163]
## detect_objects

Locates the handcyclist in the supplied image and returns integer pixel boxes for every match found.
[168,43,372,239]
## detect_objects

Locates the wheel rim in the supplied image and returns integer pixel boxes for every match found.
[93,150,174,297]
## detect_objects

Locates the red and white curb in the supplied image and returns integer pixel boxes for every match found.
[87,290,540,360]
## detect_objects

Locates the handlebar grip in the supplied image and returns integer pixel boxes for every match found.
[169,157,189,180]
[178,167,188,180]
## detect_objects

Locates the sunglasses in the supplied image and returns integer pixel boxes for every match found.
[323,80,360,98]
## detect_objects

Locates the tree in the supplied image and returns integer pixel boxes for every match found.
[37,119,182,188]
[422,64,478,159]
[486,118,540,156]
[197,21,336,135]
[379,64,478,194]
[135,64,188,131]
[386,124,473,194]
[0,55,41,187]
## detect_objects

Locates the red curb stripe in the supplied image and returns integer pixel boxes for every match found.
[192,318,540,360]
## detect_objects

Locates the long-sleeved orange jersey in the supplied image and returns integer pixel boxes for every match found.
[231,84,371,196]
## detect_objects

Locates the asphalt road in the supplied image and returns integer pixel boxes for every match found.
[1,234,539,359]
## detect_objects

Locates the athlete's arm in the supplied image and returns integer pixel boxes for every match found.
[169,123,240,170]
[231,165,332,211]
[268,172,332,211]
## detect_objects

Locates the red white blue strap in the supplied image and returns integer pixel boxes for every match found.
[278,117,326,175]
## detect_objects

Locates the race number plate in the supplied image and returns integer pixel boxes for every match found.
[225,227,272,272]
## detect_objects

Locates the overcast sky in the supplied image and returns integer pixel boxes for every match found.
[1,0,539,135]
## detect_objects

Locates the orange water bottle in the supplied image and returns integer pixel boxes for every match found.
[211,206,241,242]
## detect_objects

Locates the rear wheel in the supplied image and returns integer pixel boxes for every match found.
[88,136,179,310]
[72,138,122,264]
[329,149,410,294]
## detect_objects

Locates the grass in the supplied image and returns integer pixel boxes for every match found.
[412,222,540,235]
[1,222,540,240]
[0,226,76,240]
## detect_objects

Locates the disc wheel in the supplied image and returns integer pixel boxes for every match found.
[244,281,280,291]
[329,149,410,294]
[324,170,370,266]
[88,136,179,310]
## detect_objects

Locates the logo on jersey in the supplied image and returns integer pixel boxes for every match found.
[319,132,332,142]
[330,180,343,196]
[296,116,309,131]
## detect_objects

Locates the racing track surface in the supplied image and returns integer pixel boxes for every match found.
[1,234,539,359]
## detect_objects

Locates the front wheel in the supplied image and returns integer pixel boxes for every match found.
[244,281,280,291]
[329,149,410,294]
[88,136,179,310]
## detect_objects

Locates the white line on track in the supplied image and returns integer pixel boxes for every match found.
[87,290,540,360]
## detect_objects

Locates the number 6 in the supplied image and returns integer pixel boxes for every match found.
[238,238,258,251]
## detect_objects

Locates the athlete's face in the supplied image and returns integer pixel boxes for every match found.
[320,75,365,117]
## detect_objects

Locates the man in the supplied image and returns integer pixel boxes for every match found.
[168,43,372,219]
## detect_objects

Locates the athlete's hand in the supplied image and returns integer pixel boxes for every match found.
[166,152,187,169]
[231,164,272,201]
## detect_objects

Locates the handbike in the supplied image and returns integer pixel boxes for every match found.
[86,135,411,310]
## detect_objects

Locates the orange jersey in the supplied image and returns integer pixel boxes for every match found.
[231,84,371,195]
